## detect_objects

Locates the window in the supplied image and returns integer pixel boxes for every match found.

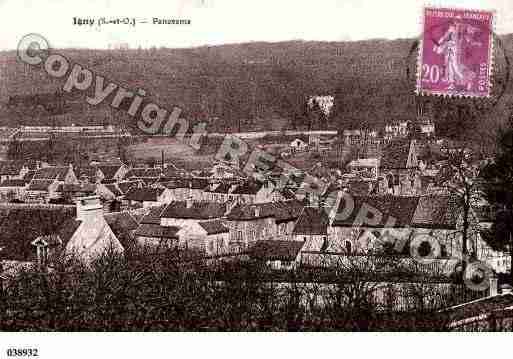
[345,241,352,254]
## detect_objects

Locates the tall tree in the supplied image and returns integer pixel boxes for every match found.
[481,125,513,282]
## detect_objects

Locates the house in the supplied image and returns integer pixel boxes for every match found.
[380,139,421,196]
[202,181,234,203]
[189,220,231,256]
[0,179,28,201]
[0,161,29,182]
[0,204,76,270]
[25,179,59,203]
[347,158,380,180]
[124,167,162,184]
[0,196,123,268]
[96,183,123,202]
[75,166,100,183]
[292,207,330,252]
[124,187,172,208]
[249,240,305,270]
[160,200,227,226]
[189,178,209,201]
[134,205,180,250]
[104,211,140,252]
[55,183,96,202]
[290,138,308,152]
[154,200,229,255]
[273,200,305,239]
[226,202,277,250]
[342,180,373,196]
[329,195,420,254]
[195,220,230,256]
[59,196,124,263]
[384,121,409,140]
[117,180,143,195]
[231,180,278,204]
[162,179,196,202]
[33,165,78,184]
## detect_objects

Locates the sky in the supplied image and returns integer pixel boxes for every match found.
[0,0,513,50]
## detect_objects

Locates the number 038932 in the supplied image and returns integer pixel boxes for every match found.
[6,348,39,357]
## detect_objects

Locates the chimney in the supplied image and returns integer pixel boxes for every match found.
[186,197,193,209]
[75,195,103,222]
[489,275,498,296]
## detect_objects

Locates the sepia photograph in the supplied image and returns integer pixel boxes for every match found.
[1,0,513,355]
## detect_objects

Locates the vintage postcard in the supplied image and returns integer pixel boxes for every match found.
[0,0,513,357]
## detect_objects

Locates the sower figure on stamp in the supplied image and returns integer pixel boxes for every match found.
[433,21,480,91]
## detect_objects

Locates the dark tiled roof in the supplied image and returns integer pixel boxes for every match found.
[332,195,419,227]
[124,187,164,202]
[0,179,26,188]
[231,181,262,195]
[75,166,98,179]
[104,211,139,235]
[117,181,142,194]
[190,178,209,189]
[198,220,229,235]
[27,179,54,191]
[22,170,36,182]
[125,168,150,179]
[250,240,304,262]
[344,181,370,195]
[161,201,226,220]
[0,161,23,175]
[292,207,329,235]
[144,168,162,178]
[33,166,70,180]
[56,183,96,193]
[0,206,76,261]
[134,223,180,239]
[163,167,187,178]
[97,165,122,180]
[140,205,166,224]
[381,139,412,169]
[162,179,189,190]
[212,182,233,194]
[273,200,305,223]
[55,218,82,244]
[412,195,458,229]
[227,202,276,221]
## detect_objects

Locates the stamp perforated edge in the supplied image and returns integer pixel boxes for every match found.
[415,4,497,99]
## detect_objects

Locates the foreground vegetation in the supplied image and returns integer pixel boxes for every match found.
[0,248,478,331]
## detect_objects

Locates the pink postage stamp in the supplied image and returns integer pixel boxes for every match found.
[418,7,495,97]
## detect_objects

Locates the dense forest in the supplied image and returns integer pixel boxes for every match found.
[0,35,512,141]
